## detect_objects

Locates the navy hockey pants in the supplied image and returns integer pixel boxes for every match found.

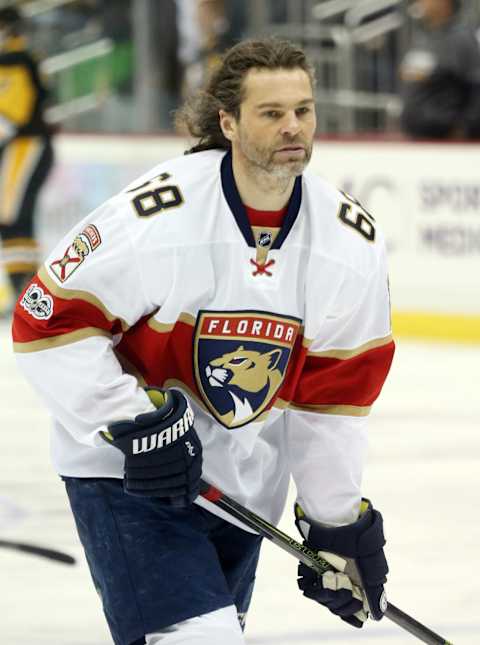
[63,477,262,645]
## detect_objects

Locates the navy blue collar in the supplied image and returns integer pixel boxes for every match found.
[220,150,302,249]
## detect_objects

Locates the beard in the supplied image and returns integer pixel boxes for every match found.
[236,129,313,182]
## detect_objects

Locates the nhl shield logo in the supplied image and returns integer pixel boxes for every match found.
[194,311,301,428]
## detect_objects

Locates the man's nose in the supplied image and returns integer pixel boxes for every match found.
[279,112,301,136]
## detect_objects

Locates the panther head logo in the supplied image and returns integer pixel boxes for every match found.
[194,311,301,428]
[204,345,283,425]
[72,235,90,258]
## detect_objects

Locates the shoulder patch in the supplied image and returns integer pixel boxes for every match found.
[49,224,102,282]
[20,283,53,320]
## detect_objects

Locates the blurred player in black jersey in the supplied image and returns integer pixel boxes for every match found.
[0,6,54,314]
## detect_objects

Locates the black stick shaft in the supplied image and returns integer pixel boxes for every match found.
[0,538,76,565]
[385,604,453,645]
[200,480,453,645]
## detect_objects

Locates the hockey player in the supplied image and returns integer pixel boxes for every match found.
[12,38,394,645]
[0,6,54,314]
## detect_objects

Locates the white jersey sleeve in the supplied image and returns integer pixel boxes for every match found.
[12,191,164,449]
[285,196,394,526]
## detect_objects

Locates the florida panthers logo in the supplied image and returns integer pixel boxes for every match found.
[194,311,301,428]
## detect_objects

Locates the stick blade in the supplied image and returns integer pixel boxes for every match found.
[0,539,76,565]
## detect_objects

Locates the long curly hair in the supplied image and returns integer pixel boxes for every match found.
[175,38,316,154]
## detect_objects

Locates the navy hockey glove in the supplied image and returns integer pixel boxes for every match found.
[101,388,202,506]
[295,500,388,628]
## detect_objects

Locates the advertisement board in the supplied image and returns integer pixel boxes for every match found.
[309,141,480,341]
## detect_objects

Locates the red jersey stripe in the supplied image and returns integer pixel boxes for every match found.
[292,340,395,409]
[13,272,394,418]
[117,317,198,395]
[12,273,123,345]
[117,319,393,415]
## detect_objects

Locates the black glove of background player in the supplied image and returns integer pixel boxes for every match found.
[101,387,202,506]
[295,499,388,628]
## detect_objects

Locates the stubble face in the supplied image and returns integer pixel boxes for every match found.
[235,123,313,182]
[228,68,316,188]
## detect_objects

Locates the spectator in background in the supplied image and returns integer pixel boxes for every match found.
[97,0,137,132]
[0,6,54,315]
[400,0,480,139]
[199,0,246,61]
[180,0,246,96]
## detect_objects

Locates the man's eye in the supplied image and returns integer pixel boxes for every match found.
[296,107,310,116]
[263,111,279,118]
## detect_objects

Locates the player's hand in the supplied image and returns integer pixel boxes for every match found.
[295,500,388,628]
[101,387,202,506]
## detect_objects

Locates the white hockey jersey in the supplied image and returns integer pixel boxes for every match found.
[13,149,394,528]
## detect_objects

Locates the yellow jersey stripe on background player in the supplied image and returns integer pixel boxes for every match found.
[0,64,35,124]
[0,137,43,224]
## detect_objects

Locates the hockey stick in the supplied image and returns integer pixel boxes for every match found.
[200,480,453,645]
[0,538,76,565]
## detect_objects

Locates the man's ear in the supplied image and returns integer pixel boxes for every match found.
[219,110,237,142]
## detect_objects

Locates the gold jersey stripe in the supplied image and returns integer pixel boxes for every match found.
[273,398,290,410]
[147,311,196,333]
[307,334,393,360]
[39,265,130,332]
[147,318,175,333]
[179,312,197,326]
[287,402,371,416]
[14,327,112,353]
